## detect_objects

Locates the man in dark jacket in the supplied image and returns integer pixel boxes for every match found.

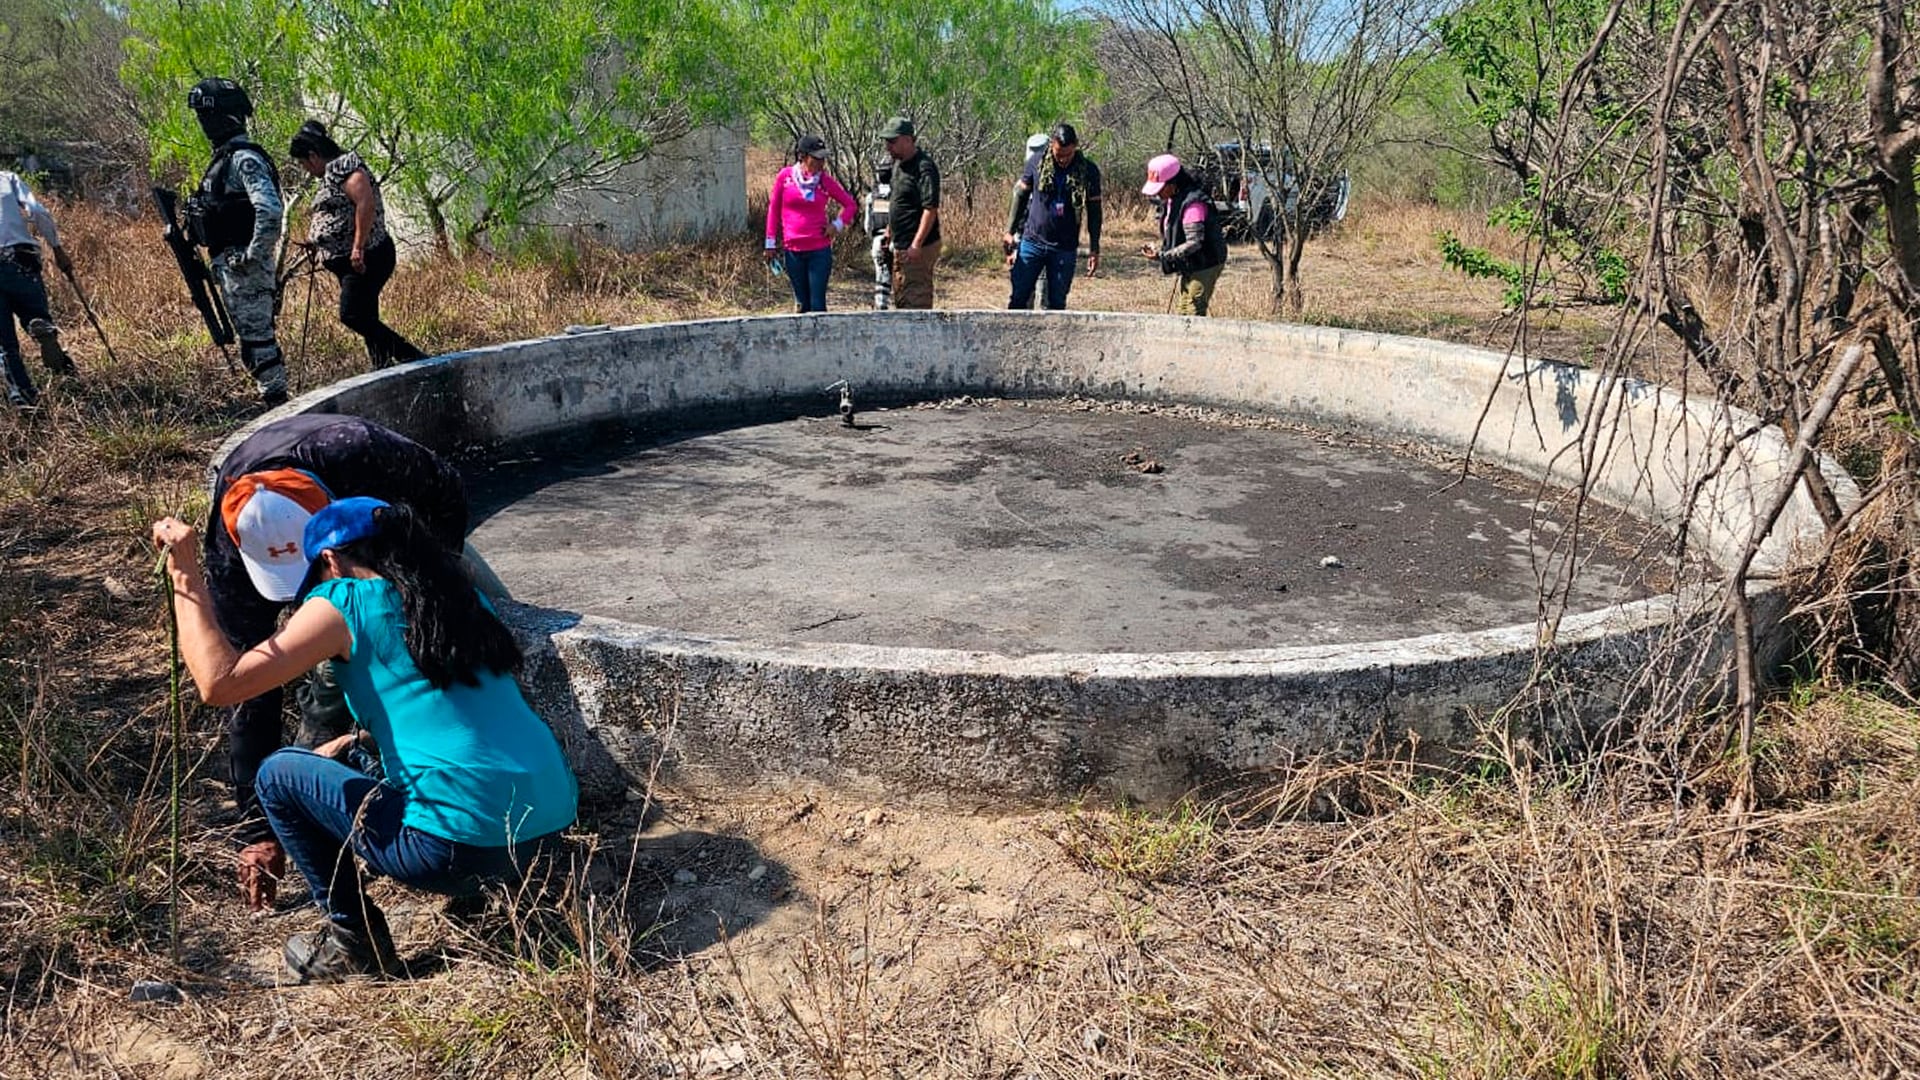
[1139,154,1228,316]
[204,413,475,909]
[1004,123,1102,311]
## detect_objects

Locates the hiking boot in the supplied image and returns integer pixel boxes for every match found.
[254,362,289,407]
[284,914,403,983]
[26,320,75,378]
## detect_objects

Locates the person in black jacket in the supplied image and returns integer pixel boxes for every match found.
[1003,123,1102,311]
[201,413,492,910]
[1138,154,1228,316]
[187,78,288,403]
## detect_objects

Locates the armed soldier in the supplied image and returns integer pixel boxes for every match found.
[0,167,78,409]
[186,78,288,405]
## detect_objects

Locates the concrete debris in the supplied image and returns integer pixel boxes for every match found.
[1320,555,1344,568]
[128,980,182,1005]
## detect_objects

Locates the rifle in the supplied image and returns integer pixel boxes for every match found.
[152,186,236,366]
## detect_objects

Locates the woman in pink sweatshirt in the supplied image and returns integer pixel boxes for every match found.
[765,134,858,313]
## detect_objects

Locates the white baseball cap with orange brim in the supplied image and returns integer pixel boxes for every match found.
[220,468,333,601]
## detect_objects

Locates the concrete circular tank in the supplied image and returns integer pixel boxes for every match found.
[221,312,1848,806]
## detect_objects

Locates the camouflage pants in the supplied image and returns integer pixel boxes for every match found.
[213,252,287,398]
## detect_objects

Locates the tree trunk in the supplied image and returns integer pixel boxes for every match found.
[1285,226,1308,315]
[421,196,453,260]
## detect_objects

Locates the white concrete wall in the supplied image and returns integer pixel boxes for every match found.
[224,313,1851,805]
[380,124,747,253]
[521,124,747,247]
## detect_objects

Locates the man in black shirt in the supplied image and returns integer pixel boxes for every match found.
[203,413,474,909]
[1004,123,1102,310]
[879,116,941,309]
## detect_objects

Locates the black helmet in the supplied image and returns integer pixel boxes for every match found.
[188,77,253,120]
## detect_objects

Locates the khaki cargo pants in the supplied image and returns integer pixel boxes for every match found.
[1177,262,1224,316]
[891,240,941,310]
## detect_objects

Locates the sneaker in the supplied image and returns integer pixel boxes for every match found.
[284,915,403,983]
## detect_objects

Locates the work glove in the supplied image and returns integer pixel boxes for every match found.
[238,839,286,912]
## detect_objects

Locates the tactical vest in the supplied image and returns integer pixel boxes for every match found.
[1160,188,1228,276]
[186,138,277,255]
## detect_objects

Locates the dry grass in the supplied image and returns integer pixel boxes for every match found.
[0,195,1910,1078]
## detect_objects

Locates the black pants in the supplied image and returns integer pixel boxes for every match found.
[325,240,424,370]
[0,248,54,399]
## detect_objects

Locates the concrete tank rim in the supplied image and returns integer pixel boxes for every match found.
[510,585,1718,679]
[214,311,1831,675]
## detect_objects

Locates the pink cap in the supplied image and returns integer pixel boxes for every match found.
[1142,154,1183,196]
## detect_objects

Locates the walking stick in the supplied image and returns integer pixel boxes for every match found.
[279,244,317,370]
[60,265,121,366]
[153,542,184,962]
[299,251,316,370]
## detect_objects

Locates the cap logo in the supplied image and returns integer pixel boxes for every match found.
[266,541,299,558]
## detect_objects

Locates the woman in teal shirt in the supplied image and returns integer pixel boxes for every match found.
[153,496,577,982]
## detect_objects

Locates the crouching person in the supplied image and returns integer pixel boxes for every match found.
[153,497,577,982]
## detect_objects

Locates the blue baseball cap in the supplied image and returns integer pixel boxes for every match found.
[302,496,390,560]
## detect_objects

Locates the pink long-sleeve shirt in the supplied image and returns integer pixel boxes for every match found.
[766,165,856,253]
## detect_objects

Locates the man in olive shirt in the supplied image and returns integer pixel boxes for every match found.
[879,116,940,309]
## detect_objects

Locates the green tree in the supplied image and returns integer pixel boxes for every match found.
[120,0,312,184]
[1432,0,1634,307]
[122,0,746,251]
[743,0,1104,201]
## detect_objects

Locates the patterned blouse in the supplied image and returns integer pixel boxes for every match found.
[307,151,390,261]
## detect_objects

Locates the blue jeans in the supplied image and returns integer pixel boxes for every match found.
[256,748,557,931]
[0,250,53,399]
[782,246,833,313]
[1007,241,1078,310]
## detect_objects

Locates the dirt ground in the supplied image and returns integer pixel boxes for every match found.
[2,195,1907,1079]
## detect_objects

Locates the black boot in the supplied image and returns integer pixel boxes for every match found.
[284,909,402,982]
[26,319,75,378]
